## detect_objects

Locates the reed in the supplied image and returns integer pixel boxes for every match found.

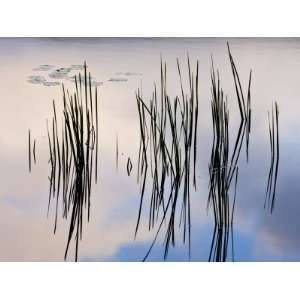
[28,129,31,172]
[116,133,119,171]
[28,130,37,170]
[33,139,37,164]
[127,157,133,176]
[265,101,279,213]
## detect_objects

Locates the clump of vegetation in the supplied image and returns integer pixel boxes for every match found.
[207,43,252,261]
[135,56,199,260]
[47,62,99,261]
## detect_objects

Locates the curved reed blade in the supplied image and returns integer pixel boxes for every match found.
[116,133,119,171]
[28,129,31,172]
[127,157,133,176]
[265,101,280,213]
[95,86,99,183]
[33,139,37,164]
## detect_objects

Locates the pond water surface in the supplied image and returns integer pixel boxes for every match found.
[0,37,300,261]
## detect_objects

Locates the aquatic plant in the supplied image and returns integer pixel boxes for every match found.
[28,130,37,171]
[28,129,31,172]
[127,157,133,176]
[33,139,36,164]
[265,101,279,213]
[116,133,119,171]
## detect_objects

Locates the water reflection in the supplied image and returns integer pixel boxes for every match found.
[0,38,293,261]
[26,41,281,262]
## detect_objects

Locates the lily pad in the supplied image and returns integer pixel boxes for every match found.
[49,67,72,79]
[70,64,85,70]
[43,81,60,87]
[116,72,142,76]
[27,75,47,84]
[108,78,128,82]
[33,64,55,71]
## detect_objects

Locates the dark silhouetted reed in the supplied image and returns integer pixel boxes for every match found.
[127,157,133,176]
[28,129,31,172]
[265,101,279,213]
[116,133,119,171]
[33,139,37,164]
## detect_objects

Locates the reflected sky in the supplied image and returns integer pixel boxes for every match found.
[1,38,300,261]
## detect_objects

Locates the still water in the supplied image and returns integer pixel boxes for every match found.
[0,37,300,261]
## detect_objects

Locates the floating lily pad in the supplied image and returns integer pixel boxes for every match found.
[108,78,128,82]
[49,67,72,79]
[33,64,55,71]
[27,75,46,84]
[70,64,85,70]
[67,75,102,86]
[67,74,95,82]
[43,81,60,87]
[116,72,142,76]
[91,81,103,87]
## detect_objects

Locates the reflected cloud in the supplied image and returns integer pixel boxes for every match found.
[256,164,300,259]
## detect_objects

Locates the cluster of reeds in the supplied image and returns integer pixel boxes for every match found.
[265,101,279,213]
[135,56,199,260]
[207,44,252,262]
[47,62,99,261]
